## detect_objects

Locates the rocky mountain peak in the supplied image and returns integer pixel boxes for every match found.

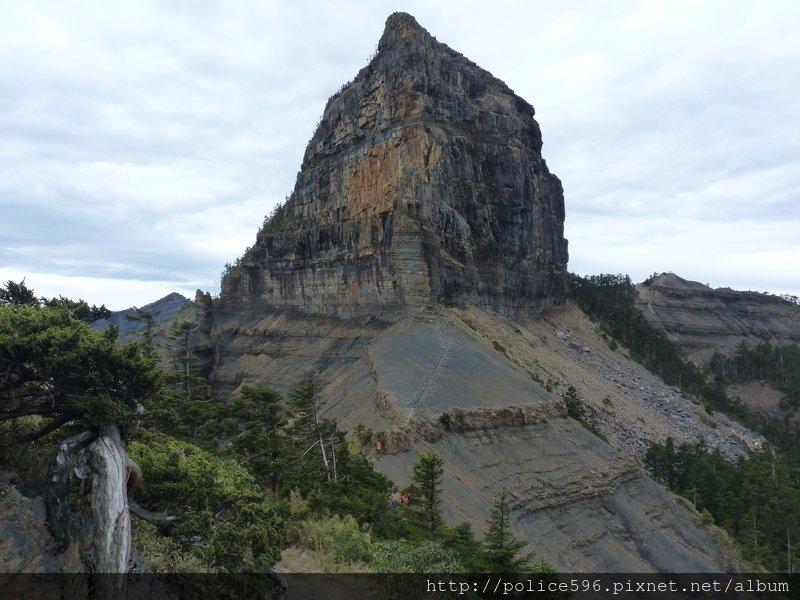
[378,12,431,51]
[643,272,710,291]
[222,14,568,316]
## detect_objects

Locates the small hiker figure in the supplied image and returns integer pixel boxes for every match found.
[401,492,411,506]
[390,500,398,511]
[375,440,384,452]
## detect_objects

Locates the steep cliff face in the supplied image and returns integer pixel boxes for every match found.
[193,16,748,572]
[636,273,800,365]
[221,12,568,316]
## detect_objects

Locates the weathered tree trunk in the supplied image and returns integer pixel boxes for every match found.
[329,435,338,483]
[45,431,97,550]
[44,424,134,598]
[265,565,289,600]
[88,424,131,598]
[311,403,331,482]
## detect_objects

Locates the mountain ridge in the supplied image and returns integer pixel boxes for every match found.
[92,292,191,337]
[636,272,800,365]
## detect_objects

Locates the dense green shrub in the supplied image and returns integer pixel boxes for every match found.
[129,432,285,571]
[369,539,465,573]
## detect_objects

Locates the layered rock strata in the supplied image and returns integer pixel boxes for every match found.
[636,273,800,365]
[334,308,743,572]
[192,15,745,571]
[221,12,568,316]
[177,296,748,571]
[636,273,800,429]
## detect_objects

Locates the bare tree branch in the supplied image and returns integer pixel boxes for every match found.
[128,499,177,532]
[286,440,320,466]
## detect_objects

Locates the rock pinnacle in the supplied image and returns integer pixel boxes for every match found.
[222,14,569,316]
[378,12,432,51]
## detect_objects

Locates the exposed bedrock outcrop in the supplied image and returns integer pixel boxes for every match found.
[315,308,747,572]
[637,273,800,365]
[220,12,568,316]
[637,273,800,430]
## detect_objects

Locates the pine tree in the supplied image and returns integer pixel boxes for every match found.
[408,452,445,537]
[0,279,38,306]
[137,319,212,440]
[0,296,160,563]
[563,385,586,421]
[167,320,208,402]
[286,381,337,484]
[479,489,533,572]
[42,296,110,323]
[445,521,481,570]
[209,385,285,492]
[125,307,157,357]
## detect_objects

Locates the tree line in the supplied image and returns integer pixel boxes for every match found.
[646,438,800,572]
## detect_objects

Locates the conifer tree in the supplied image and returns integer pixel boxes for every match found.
[213,385,285,492]
[286,381,337,484]
[0,291,161,575]
[563,385,586,421]
[167,320,208,402]
[0,279,38,306]
[125,307,157,357]
[445,521,481,570]
[42,295,110,323]
[408,452,445,537]
[479,489,533,572]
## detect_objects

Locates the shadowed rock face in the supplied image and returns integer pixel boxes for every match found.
[221,12,568,316]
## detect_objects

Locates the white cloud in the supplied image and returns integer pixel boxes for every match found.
[1,1,798,307]
[567,216,800,296]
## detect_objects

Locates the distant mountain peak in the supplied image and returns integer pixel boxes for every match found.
[160,291,190,302]
[645,272,710,291]
[92,292,191,336]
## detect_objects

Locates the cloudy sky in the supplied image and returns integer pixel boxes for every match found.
[2,1,798,309]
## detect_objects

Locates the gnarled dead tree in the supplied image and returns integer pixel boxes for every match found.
[40,421,178,599]
[1,299,167,594]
